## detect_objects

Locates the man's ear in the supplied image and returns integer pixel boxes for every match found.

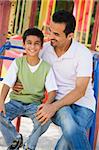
[67,33,74,40]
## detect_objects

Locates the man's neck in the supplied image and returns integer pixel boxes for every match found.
[55,40,72,57]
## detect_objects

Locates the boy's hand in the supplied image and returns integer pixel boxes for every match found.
[0,101,6,115]
[13,81,23,93]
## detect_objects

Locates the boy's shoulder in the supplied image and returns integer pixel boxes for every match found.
[16,56,25,61]
[15,56,25,66]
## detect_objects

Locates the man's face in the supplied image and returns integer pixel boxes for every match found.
[48,20,68,49]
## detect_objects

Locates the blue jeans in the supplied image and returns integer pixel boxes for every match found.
[0,100,50,149]
[52,104,94,150]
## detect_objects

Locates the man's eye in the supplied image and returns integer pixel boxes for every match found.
[54,33,60,36]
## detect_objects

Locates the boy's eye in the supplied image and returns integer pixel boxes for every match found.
[34,42,41,46]
[26,41,41,46]
[26,41,31,45]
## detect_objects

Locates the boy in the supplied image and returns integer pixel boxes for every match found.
[0,28,57,150]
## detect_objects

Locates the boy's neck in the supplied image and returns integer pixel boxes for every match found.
[26,56,40,66]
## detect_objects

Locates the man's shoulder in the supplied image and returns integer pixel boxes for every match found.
[42,41,53,52]
[73,40,92,56]
[42,60,51,68]
[43,41,51,48]
[39,41,53,58]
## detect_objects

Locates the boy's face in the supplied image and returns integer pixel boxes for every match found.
[23,35,42,57]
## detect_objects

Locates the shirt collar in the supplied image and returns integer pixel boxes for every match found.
[51,40,76,59]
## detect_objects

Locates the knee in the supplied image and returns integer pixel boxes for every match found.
[56,107,77,135]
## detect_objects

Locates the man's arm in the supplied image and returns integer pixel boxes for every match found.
[37,90,56,125]
[36,77,90,125]
[0,84,10,114]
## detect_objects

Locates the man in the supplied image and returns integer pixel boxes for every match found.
[14,10,95,150]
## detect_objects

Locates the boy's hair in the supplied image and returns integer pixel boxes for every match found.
[22,28,44,46]
[52,10,76,37]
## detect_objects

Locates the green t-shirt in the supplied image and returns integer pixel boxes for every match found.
[10,56,51,104]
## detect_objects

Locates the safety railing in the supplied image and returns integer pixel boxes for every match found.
[89,53,99,149]
[0,41,24,81]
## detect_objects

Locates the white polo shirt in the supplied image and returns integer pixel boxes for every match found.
[39,40,96,112]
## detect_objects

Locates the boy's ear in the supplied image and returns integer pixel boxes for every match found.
[23,42,25,48]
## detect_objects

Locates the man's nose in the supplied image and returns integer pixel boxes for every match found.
[49,32,55,40]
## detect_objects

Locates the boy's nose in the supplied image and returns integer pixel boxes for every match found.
[30,44,35,48]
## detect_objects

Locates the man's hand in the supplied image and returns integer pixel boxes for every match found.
[36,103,57,125]
[13,81,23,93]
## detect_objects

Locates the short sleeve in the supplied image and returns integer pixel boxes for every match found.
[2,59,18,87]
[45,68,58,92]
[76,50,93,77]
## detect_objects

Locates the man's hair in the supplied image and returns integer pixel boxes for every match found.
[22,28,44,46]
[52,10,76,36]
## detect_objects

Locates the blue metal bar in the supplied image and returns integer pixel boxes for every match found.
[0,41,24,54]
[0,78,3,81]
[0,56,15,61]
[89,54,99,149]
[10,45,24,50]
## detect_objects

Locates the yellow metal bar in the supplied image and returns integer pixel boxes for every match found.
[86,44,91,48]
[18,0,25,34]
[74,0,82,39]
[22,0,32,34]
[8,0,17,34]
[51,0,56,16]
[79,0,87,43]
[96,29,99,51]
[38,0,50,29]
[85,0,94,45]
[14,0,21,34]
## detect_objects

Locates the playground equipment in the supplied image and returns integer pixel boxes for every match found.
[0,0,99,149]
[0,0,99,51]
[0,41,99,149]
[89,54,99,149]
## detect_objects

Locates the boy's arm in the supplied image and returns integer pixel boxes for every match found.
[0,84,10,114]
[45,90,56,104]
[0,59,18,114]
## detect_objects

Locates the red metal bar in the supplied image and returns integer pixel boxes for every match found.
[46,0,54,26]
[0,1,11,76]
[29,0,38,28]
[91,2,99,51]
[15,117,21,132]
